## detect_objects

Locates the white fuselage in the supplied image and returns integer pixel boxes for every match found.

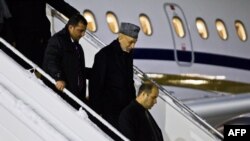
[63,0,250,83]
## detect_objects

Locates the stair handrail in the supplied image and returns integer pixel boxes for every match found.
[49,7,223,139]
[0,37,129,141]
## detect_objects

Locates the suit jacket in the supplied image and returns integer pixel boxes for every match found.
[43,28,87,108]
[119,100,164,141]
[89,39,136,115]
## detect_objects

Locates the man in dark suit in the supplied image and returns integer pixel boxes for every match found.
[6,0,79,68]
[43,14,89,109]
[119,82,164,141]
[89,22,140,129]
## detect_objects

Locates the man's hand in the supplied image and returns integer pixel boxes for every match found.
[55,80,66,91]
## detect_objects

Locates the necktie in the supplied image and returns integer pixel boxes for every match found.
[74,41,84,91]
[74,41,81,58]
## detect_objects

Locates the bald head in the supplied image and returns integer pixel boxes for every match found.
[136,82,159,109]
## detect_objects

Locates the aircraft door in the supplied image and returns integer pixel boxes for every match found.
[164,3,194,66]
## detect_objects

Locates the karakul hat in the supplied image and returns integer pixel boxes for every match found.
[119,22,140,39]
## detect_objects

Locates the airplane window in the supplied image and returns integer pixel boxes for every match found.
[235,20,247,42]
[216,19,228,40]
[172,16,185,38]
[196,18,208,39]
[83,10,97,32]
[106,11,119,33]
[139,14,152,36]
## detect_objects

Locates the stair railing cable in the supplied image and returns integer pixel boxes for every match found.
[133,65,223,139]
[0,37,129,141]
[49,8,223,140]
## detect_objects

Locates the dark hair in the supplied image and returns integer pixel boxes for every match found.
[138,82,157,95]
[66,14,87,28]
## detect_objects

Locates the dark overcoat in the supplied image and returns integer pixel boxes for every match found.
[89,39,136,120]
[119,100,164,141]
[43,28,87,108]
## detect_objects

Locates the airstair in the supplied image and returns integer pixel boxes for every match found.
[0,8,223,141]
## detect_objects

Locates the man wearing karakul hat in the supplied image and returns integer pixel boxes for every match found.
[89,22,140,129]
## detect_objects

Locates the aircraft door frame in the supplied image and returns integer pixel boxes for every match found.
[164,3,194,66]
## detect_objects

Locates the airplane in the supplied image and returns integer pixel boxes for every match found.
[0,0,250,140]
[60,0,250,85]
[0,32,223,141]
[0,4,223,141]
[48,0,250,125]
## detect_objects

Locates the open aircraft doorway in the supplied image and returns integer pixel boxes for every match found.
[164,3,194,66]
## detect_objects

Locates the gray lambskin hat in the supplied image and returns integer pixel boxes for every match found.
[119,22,140,39]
